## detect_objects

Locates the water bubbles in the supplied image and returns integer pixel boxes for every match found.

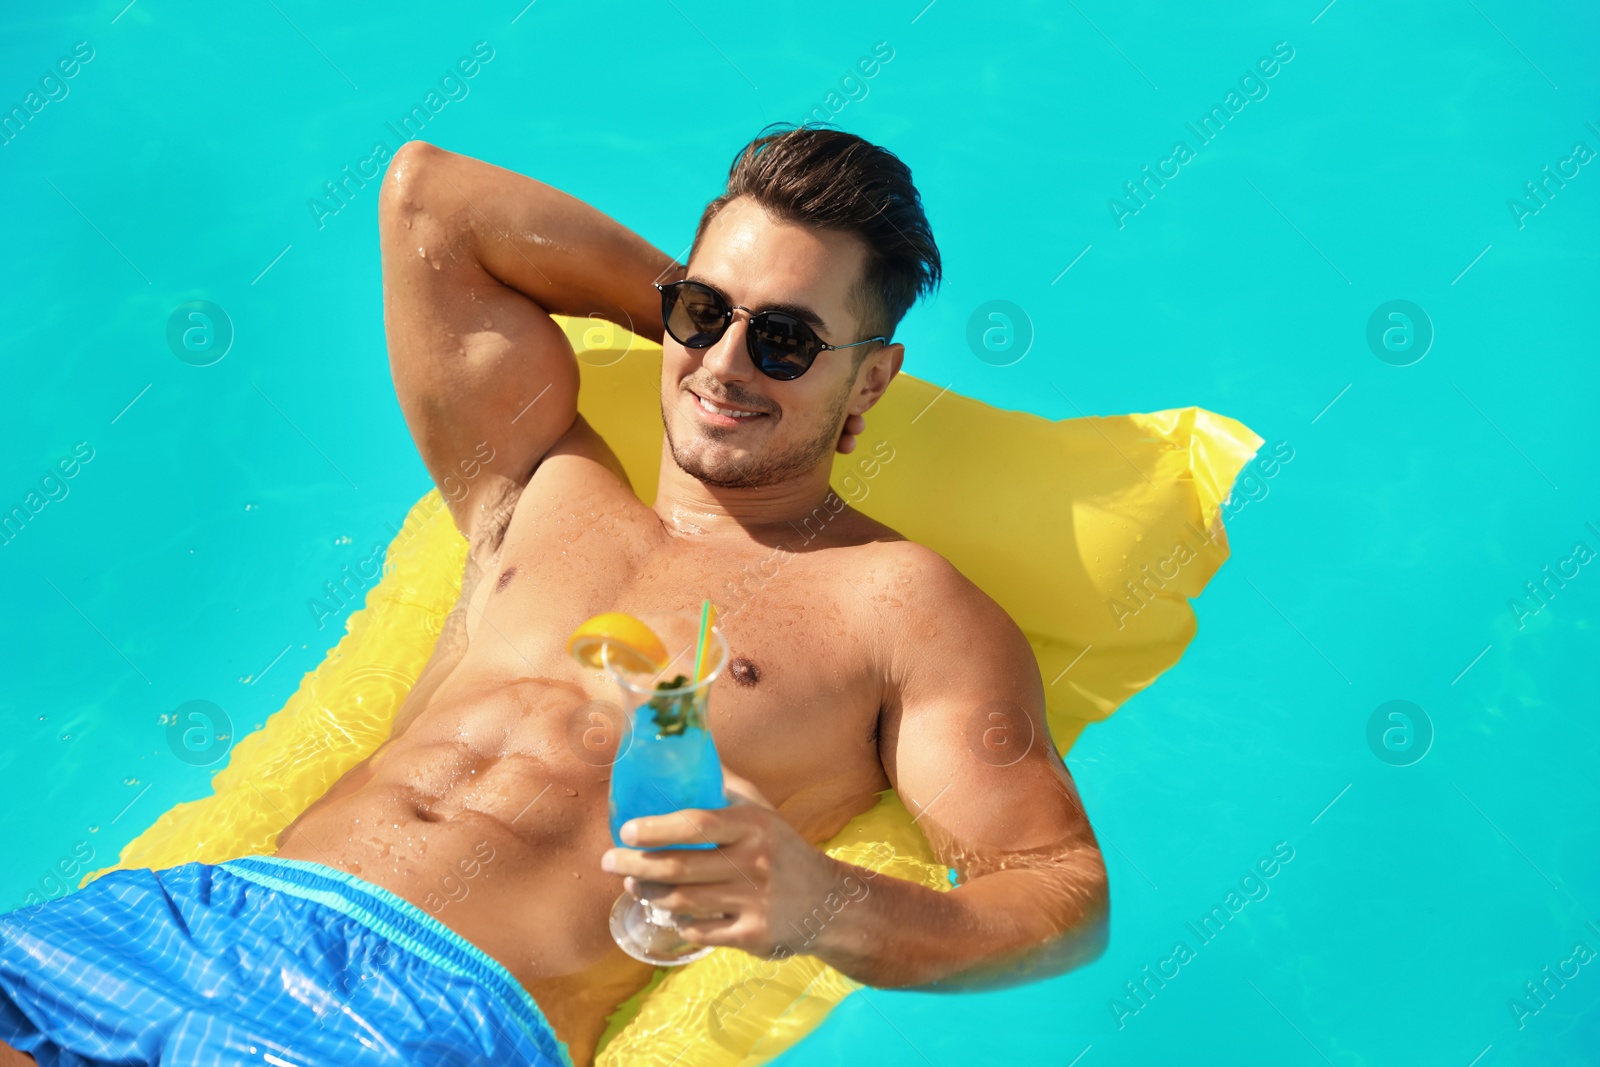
[244,503,257,511]
[123,777,141,786]
[334,535,352,546]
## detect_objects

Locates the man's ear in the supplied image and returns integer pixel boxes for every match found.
[851,342,904,415]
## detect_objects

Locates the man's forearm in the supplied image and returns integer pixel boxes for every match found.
[808,849,1109,990]
[392,141,679,342]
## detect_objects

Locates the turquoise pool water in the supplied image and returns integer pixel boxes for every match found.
[3,1,1597,1063]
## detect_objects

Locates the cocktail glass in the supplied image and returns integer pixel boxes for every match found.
[600,610,729,965]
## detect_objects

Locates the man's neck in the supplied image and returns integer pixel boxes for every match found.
[651,444,836,541]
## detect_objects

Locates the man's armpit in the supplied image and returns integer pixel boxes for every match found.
[466,475,524,558]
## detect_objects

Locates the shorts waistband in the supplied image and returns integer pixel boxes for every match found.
[220,855,570,1066]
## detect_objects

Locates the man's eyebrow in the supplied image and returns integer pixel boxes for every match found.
[684,275,829,332]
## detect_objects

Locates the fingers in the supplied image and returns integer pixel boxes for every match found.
[619,805,755,848]
[672,913,746,945]
[603,845,740,884]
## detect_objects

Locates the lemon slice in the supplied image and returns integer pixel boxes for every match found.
[567,612,669,675]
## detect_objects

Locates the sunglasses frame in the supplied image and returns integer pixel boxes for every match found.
[655,280,888,381]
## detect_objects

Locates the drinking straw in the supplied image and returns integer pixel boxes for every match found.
[692,599,715,682]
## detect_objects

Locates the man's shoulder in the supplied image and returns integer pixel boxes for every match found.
[860,534,1042,713]
[835,524,996,613]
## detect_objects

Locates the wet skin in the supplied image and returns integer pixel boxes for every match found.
[1,145,1108,1067]
[252,140,1113,1065]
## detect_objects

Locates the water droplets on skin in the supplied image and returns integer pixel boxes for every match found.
[666,504,706,536]
[517,229,559,251]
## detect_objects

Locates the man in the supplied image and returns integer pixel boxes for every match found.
[0,126,1107,1066]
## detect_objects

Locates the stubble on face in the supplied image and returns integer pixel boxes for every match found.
[663,382,850,489]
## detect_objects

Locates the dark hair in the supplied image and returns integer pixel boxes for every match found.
[690,123,941,347]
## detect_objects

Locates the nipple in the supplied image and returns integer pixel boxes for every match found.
[728,657,761,687]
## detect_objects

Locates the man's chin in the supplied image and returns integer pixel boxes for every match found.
[662,402,835,489]
[672,445,764,489]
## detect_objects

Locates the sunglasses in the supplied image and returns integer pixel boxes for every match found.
[655,280,887,381]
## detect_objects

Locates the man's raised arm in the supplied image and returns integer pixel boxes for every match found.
[378,140,680,547]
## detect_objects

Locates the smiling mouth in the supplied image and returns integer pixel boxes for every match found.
[690,389,769,420]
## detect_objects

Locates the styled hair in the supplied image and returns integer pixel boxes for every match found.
[690,123,941,347]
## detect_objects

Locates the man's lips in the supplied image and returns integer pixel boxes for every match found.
[689,389,770,423]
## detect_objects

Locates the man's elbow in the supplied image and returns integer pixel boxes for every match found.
[1080,852,1111,960]
[1039,846,1111,972]
[380,140,451,240]
[1075,887,1111,969]
[1010,865,1111,986]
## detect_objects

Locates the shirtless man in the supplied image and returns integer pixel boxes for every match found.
[0,126,1106,1067]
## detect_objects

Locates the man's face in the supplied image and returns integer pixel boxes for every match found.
[661,196,873,489]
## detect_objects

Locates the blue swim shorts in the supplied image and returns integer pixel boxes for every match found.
[0,856,571,1067]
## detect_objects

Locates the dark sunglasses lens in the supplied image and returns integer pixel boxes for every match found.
[664,283,728,347]
[749,313,819,380]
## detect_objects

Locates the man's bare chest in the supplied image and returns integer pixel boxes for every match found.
[459,473,896,832]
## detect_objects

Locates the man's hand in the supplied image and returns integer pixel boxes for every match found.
[599,771,860,958]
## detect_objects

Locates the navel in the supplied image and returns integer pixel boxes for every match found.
[727,656,761,687]
[495,566,517,592]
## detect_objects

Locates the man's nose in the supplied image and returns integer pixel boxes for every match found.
[699,313,757,382]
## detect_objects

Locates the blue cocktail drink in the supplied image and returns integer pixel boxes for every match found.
[607,713,726,850]
[600,613,729,964]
